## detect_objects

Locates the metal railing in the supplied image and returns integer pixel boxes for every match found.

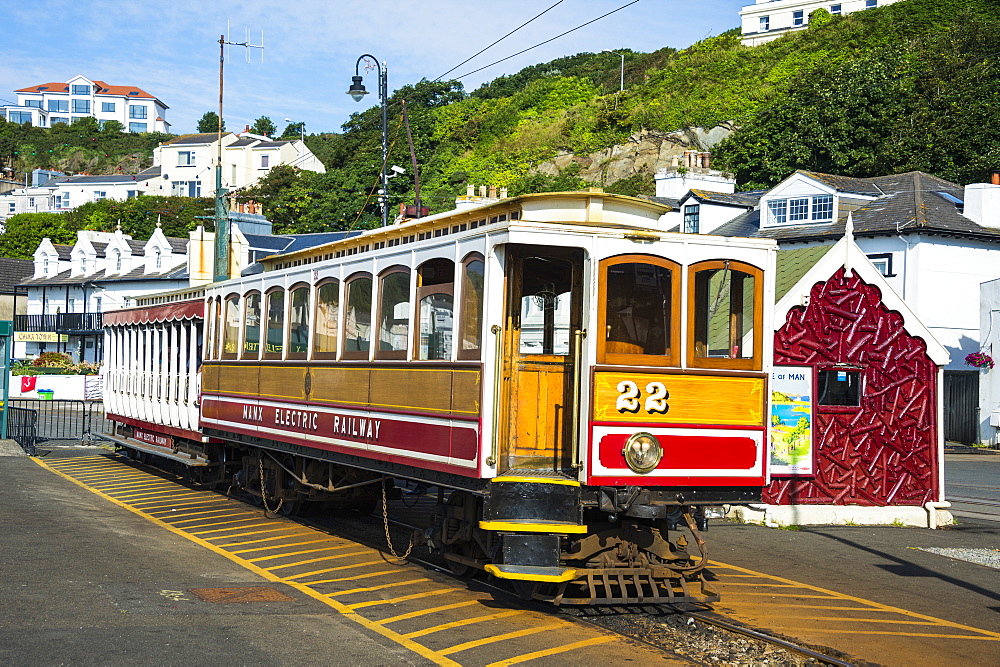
[8,399,110,449]
[6,406,38,455]
[14,313,104,333]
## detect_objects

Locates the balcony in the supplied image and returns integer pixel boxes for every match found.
[15,313,104,334]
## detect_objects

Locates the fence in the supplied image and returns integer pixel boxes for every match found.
[7,399,110,454]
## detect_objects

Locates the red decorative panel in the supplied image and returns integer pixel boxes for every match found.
[767,268,938,506]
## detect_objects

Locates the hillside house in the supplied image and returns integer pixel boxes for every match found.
[739,0,906,46]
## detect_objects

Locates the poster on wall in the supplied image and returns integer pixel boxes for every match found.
[769,366,814,476]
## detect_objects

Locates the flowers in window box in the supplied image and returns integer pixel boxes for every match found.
[965,352,994,369]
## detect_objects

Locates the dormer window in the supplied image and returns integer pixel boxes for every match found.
[43,256,50,275]
[154,248,162,270]
[109,249,121,273]
[766,195,835,225]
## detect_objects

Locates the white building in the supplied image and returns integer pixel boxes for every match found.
[703,169,1000,443]
[4,75,169,132]
[739,0,906,46]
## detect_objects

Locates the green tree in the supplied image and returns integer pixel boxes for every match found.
[280,122,305,140]
[101,120,124,134]
[250,116,277,137]
[197,111,225,133]
[0,213,78,259]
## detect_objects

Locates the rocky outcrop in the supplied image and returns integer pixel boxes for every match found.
[534,123,735,185]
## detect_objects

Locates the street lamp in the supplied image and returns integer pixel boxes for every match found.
[283,117,305,141]
[603,50,625,93]
[346,54,389,227]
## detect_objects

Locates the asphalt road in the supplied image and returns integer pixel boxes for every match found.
[0,446,431,666]
[945,453,1000,522]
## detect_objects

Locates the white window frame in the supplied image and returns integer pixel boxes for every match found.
[178,151,195,166]
[830,3,842,14]
[793,10,804,26]
[683,204,700,234]
[759,15,770,31]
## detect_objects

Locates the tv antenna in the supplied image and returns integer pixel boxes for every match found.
[213,26,264,283]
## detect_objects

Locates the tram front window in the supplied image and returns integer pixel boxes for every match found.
[520,256,573,355]
[605,262,672,356]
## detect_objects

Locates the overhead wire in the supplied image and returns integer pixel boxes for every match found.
[452,0,640,81]
[433,0,565,82]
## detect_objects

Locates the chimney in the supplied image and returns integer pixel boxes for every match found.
[499,187,508,198]
[488,185,497,198]
[467,184,475,196]
[992,170,1000,186]
[478,185,487,197]
[964,182,1000,228]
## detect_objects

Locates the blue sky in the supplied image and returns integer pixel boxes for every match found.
[2,0,748,136]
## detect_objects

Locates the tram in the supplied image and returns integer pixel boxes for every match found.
[102,189,777,604]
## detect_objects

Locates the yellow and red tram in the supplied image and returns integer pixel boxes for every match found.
[103,190,776,604]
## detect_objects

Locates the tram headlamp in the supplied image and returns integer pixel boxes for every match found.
[622,432,663,474]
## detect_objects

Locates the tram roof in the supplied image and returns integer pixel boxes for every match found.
[260,189,672,269]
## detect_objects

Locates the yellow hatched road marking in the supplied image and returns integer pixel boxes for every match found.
[151,507,251,520]
[265,550,372,569]
[58,467,151,476]
[403,609,525,638]
[130,493,212,506]
[189,521,279,535]
[140,499,229,512]
[720,582,806,588]
[333,578,431,596]
[380,600,482,625]
[347,587,459,610]
[286,559,387,580]
[723,592,852,599]
[169,511,257,524]
[485,635,617,666]
[33,457,462,667]
[438,622,567,656]
[92,480,176,490]
[64,472,154,483]
[112,489,209,500]
[308,568,410,586]
[214,530,317,546]
[786,617,965,626]
[247,544,357,562]
[712,560,1000,639]
[178,517,266,530]
[779,628,1000,640]
[228,538,334,554]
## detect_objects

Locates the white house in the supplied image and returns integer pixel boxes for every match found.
[5,75,169,132]
[739,0,906,46]
[979,277,1000,446]
[152,132,326,196]
[709,169,1000,442]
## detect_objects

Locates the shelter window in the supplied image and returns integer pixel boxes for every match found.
[416,259,454,361]
[264,289,285,358]
[599,255,680,367]
[313,280,340,358]
[343,274,372,359]
[242,292,261,359]
[688,260,762,370]
[818,368,862,407]
[376,268,410,360]
[222,294,241,359]
[287,284,310,359]
[458,255,485,361]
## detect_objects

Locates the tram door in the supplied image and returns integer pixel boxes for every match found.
[499,245,584,473]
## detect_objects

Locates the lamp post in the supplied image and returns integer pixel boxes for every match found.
[603,49,625,93]
[347,54,389,227]
[284,117,305,141]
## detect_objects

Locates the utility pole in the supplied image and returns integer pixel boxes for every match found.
[214,29,263,283]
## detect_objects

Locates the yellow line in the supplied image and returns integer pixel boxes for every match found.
[438,622,567,656]
[32,457,461,666]
[130,493,213,506]
[247,544,357,562]
[151,507,249,520]
[307,569,410,586]
[347,588,459,610]
[333,578,430,596]
[404,610,525,638]
[786,617,959,626]
[745,604,890,612]
[720,582,805,588]
[112,489,208,500]
[140,499,230,512]
[711,560,1000,639]
[208,523,312,547]
[778,628,1000,640]
[228,538,334,554]
[285,559,387,580]
[486,635,617,666]
[264,550,372,569]
[90,480,176,490]
[177,517,265,531]
[169,511,257,524]
[380,600,482,625]
[189,521,279,535]
[214,530,317,546]
[722,592,851,599]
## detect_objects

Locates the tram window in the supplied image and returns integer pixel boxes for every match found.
[376,268,410,359]
[343,274,372,358]
[288,284,310,359]
[689,260,762,370]
[210,297,222,360]
[264,289,285,358]
[242,292,261,359]
[222,294,241,359]
[416,259,454,361]
[520,255,573,355]
[458,255,485,360]
[599,256,679,366]
[313,280,339,358]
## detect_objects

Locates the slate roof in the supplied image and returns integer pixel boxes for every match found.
[0,258,35,294]
[62,174,154,185]
[91,242,108,257]
[166,237,188,253]
[687,189,763,208]
[53,245,73,260]
[227,138,259,147]
[162,133,231,146]
[712,171,1000,244]
[19,264,187,287]
[637,195,680,210]
[774,245,833,302]
[243,231,361,258]
[136,166,161,178]
[252,141,293,149]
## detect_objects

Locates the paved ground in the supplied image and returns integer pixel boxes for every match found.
[944,452,1000,522]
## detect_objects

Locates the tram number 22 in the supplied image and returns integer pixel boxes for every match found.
[616,380,669,414]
